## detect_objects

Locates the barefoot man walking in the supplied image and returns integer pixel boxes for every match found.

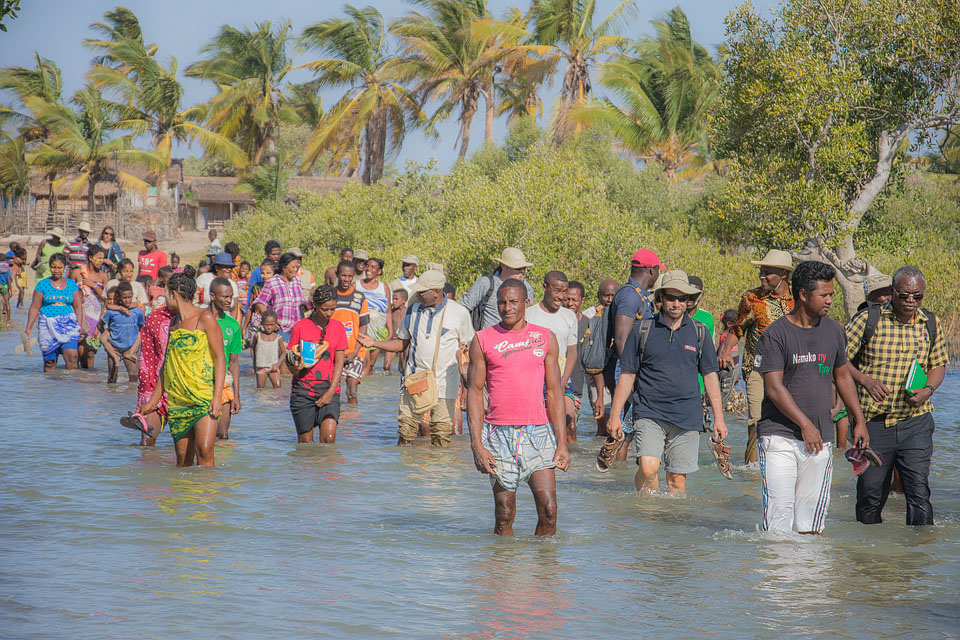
[467,279,570,536]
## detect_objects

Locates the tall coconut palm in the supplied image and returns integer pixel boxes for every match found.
[0,54,65,209]
[186,21,293,167]
[570,8,720,181]
[297,5,421,183]
[0,134,29,203]
[25,85,166,211]
[528,0,637,144]
[391,0,495,160]
[85,8,248,200]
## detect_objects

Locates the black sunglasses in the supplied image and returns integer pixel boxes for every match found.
[894,289,923,301]
[661,293,691,302]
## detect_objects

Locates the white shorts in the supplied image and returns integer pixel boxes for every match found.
[758,435,833,534]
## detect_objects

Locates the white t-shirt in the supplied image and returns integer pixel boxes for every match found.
[195,272,240,309]
[395,275,417,296]
[106,278,149,308]
[526,302,578,372]
[396,299,475,399]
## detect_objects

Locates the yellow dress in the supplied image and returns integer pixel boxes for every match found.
[164,328,215,442]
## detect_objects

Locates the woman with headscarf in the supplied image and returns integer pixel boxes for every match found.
[139,273,226,467]
[95,225,124,275]
[24,253,85,371]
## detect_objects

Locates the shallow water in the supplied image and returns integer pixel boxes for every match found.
[1,305,959,639]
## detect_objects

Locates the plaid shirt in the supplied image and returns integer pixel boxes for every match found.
[846,303,948,427]
[254,275,305,333]
[730,286,794,376]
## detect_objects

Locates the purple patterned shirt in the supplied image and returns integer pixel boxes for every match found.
[254,275,305,333]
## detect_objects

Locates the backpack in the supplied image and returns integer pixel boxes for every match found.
[579,305,610,374]
[605,284,654,352]
[469,274,496,331]
[632,316,708,368]
[851,303,938,367]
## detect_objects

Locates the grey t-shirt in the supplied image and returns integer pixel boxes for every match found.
[460,274,536,329]
[755,316,847,442]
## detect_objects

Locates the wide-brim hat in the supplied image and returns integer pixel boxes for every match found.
[409,269,445,294]
[864,272,892,295]
[495,247,533,269]
[213,252,235,267]
[77,221,92,233]
[750,249,794,272]
[652,270,702,298]
[49,226,64,239]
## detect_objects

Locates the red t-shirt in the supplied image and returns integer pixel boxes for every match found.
[287,317,348,396]
[138,249,168,279]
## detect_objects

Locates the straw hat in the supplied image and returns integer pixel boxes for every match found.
[863,272,892,295]
[750,249,795,272]
[49,226,64,239]
[77,221,92,233]
[652,270,702,298]
[495,247,533,269]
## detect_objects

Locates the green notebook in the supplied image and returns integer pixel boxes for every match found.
[905,360,928,395]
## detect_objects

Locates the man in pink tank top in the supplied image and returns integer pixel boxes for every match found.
[467,279,570,536]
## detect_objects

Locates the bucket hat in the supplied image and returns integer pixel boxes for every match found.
[495,247,533,269]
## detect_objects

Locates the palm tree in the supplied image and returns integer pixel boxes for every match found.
[25,85,166,211]
[186,21,293,167]
[571,7,720,181]
[84,8,248,201]
[297,5,421,183]
[0,134,29,204]
[0,54,65,209]
[527,0,637,144]
[391,0,495,160]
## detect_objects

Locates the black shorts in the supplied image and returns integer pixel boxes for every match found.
[290,390,341,434]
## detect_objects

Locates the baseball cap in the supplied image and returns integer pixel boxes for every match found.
[142,230,157,242]
[400,254,419,266]
[353,249,369,261]
[631,249,665,269]
[288,247,304,258]
[864,272,892,295]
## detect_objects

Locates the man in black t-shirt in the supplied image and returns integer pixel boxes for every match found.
[754,261,867,534]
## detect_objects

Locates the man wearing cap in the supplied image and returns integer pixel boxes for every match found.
[594,249,662,470]
[389,254,420,296]
[67,222,93,269]
[461,248,536,330]
[359,270,475,446]
[137,230,167,281]
[718,249,795,464]
[32,227,68,281]
[352,249,370,275]
[606,271,727,495]
[857,272,893,312]
[196,253,241,318]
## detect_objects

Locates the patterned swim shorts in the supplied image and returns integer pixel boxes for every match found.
[481,422,558,492]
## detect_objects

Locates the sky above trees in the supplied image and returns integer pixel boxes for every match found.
[0,0,748,171]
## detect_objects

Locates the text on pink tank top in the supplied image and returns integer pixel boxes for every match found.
[477,322,550,425]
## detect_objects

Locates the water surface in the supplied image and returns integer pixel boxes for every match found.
[1,306,958,639]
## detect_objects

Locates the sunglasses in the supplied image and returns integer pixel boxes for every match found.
[661,293,691,302]
[103,232,113,236]
[893,289,923,301]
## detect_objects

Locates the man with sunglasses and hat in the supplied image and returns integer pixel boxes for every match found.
[606,271,727,495]
[845,265,947,526]
[67,221,93,269]
[461,247,536,330]
[718,249,795,464]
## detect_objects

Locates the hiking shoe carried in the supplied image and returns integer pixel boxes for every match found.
[596,433,626,473]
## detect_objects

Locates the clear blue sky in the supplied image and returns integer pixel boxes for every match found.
[0,0,759,172]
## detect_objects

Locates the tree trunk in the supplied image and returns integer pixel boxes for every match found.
[47,170,56,212]
[457,87,479,160]
[482,82,495,143]
[362,109,388,185]
[556,58,590,145]
[87,179,96,213]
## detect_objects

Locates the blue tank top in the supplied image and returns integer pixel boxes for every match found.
[36,277,79,317]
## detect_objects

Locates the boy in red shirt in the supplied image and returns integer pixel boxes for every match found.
[137,231,167,280]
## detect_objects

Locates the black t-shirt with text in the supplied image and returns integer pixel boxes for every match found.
[755,316,847,442]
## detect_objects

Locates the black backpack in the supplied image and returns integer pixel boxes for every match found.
[851,303,938,367]
[633,316,708,368]
[579,305,610,374]
[469,274,496,331]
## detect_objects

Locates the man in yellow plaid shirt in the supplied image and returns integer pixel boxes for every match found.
[845,266,948,526]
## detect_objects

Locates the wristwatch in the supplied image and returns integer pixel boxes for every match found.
[925,384,935,393]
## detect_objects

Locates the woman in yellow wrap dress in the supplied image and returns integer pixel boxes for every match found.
[139,272,225,467]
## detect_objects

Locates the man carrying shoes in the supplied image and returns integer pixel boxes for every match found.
[606,271,728,495]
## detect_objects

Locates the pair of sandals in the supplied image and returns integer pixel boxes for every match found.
[844,438,883,476]
[120,411,157,438]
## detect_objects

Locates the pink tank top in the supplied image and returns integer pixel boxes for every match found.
[476,322,550,425]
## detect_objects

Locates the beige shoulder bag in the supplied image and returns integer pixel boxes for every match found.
[403,303,448,414]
